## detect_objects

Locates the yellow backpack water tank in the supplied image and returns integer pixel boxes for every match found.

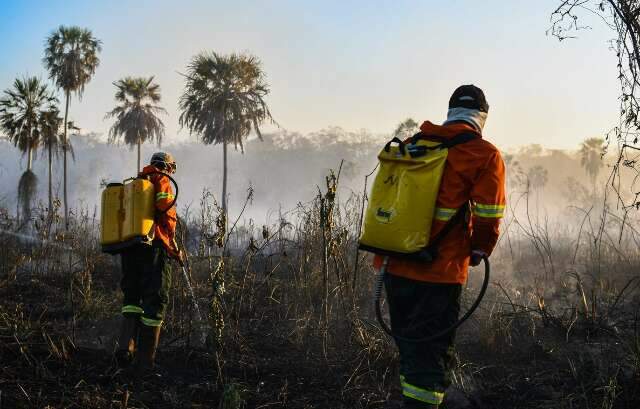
[359,137,448,257]
[101,178,155,254]
[100,183,124,248]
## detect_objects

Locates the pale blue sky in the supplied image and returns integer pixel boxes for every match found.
[0,0,620,149]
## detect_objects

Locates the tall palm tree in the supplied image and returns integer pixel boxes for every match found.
[43,25,102,229]
[0,77,56,222]
[38,105,63,213]
[579,137,605,196]
[179,52,274,217]
[106,76,166,173]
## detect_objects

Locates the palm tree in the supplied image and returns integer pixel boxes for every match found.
[179,52,274,217]
[393,118,419,140]
[106,76,166,173]
[528,165,548,191]
[0,77,56,222]
[527,165,548,212]
[579,137,605,196]
[0,77,54,169]
[38,106,63,213]
[43,25,102,229]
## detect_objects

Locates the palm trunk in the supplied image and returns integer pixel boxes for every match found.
[63,91,70,230]
[137,140,141,174]
[48,139,53,214]
[222,140,228,217]
[27,145,33,171]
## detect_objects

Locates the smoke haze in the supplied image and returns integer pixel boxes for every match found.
[0,129,620,227]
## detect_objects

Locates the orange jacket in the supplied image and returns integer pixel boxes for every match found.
[373,121,506,284]
[140,165,179,257]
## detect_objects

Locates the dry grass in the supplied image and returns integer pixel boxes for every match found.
[1,177,640,408]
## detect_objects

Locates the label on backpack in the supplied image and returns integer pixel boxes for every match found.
[375,207,395,223]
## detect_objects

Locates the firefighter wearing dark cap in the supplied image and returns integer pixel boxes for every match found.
[115,152,183,373]
[375,85,506,408]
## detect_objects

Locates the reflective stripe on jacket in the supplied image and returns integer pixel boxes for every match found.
[373,121,506,284]
[140,165,179,257]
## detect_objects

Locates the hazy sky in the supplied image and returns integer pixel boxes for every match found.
[0,0,620,150]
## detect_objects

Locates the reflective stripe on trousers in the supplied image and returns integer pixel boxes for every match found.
[400,375,445,405]
[472,203,505,218]
[141,316,163,327]
[122,305,144,315]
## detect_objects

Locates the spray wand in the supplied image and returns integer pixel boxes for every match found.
[175,213,206,346]
[178,251,206,345]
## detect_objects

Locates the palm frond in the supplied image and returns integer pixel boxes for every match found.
[43,25,102,97]
[579,137,605,180]
[39,105,64,157]
[106,76,166,147]
[178,51,275,150]
[0,76,56,157]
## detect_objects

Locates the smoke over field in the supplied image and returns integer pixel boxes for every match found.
[0,128,620,226]
[0,128,383,223]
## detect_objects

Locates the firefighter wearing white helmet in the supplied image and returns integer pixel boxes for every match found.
[150,151,177,174]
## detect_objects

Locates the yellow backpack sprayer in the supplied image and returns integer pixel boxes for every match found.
[359,132,490,343]
[100,172,178,254]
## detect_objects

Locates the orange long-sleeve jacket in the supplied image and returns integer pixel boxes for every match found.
[140,165,179,257]
[373,121,506,284]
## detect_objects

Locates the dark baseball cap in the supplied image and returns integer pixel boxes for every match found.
[449,85,489,113]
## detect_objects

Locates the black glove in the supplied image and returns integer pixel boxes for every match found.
[470,250,487,267]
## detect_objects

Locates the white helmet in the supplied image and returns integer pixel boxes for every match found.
[150,152,176,173]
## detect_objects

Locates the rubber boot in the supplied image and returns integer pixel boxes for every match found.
[115,315,139,368]
[136,325,161,378]
[403,401,438,409]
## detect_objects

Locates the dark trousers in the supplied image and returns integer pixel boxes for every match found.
[384,273,462,407]
[120,242,171,327]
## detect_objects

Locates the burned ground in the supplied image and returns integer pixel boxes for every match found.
[2,191,640,408]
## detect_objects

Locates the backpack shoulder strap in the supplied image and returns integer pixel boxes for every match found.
[407,131,478,158]
[409,132,444,144]
[410,131,478,147]
[440,132,478,149]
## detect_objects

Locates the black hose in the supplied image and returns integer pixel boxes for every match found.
[374,256,490,343]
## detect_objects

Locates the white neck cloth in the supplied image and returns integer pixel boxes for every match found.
[442,107,488,133]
